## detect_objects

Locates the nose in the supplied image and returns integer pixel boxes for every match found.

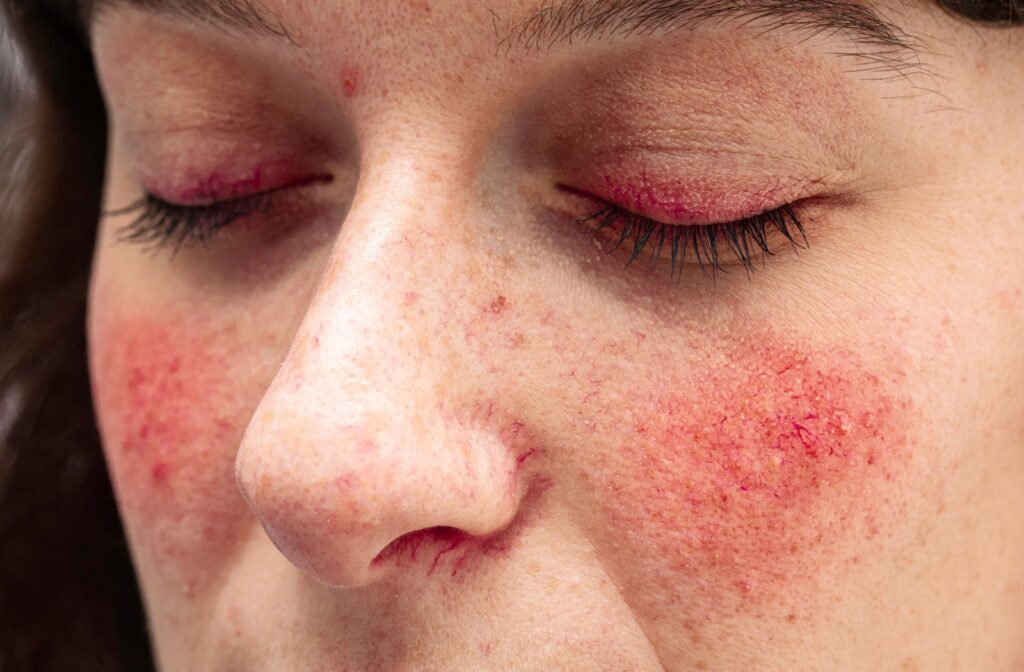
[235,164,528,588]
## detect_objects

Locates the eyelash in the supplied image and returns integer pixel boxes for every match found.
[576,203,809,278]
[111,188,809,278]
[111,191,276,251]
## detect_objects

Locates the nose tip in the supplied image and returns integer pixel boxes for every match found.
[235,418,529,588]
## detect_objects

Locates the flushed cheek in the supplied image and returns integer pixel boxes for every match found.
[581,332,915,617]
[90,309,255,596]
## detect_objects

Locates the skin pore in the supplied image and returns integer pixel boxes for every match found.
[86,0,1024,669]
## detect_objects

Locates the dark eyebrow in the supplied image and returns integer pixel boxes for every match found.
[494,0,926,78]
[83,0,298,44]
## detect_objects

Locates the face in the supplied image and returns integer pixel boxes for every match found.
[86,0,1024,669]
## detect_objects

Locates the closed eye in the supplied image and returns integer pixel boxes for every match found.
[576,202,809,279]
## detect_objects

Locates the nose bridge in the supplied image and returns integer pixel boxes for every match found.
[235,160,525,587]
[270,168,452,444]
[281,150,470,428]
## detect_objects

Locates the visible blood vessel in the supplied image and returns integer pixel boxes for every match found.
[581,327,914,617]
[594,173,801,224]
[144,160,324,204]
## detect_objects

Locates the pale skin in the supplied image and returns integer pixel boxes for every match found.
[86,0,1024,669]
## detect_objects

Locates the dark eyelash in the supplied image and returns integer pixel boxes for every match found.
[108,192,276,252]
[576,203,809,279]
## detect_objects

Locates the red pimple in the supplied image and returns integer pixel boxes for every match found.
[340,67,360,98]
[489,295,510,315]
[151,462,171,483]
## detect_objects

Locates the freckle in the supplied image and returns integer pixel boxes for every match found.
[865,515,880,539]
[228,605,244,638]
[900,656,921,671]
[340,67,360,98]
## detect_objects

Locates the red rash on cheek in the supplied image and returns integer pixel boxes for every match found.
[91,311,253,594]
[585,331,915,614]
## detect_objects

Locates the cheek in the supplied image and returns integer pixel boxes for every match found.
[90,307,254,595]
[580,331,915,615]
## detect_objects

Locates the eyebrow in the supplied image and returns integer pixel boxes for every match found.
[83,0,297,44]
[494,0,925,77]
[83,0,927,78]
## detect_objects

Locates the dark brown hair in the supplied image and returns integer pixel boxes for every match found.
[0,1,1019,670]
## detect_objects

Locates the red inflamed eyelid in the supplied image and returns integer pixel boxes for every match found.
[144,160,332,206]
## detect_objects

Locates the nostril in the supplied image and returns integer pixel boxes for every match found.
[371,526,514,579]
[372,526,466,571]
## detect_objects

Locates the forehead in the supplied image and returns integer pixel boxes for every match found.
[87,0,925,65]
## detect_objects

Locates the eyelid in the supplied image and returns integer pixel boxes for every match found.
[581,174,819,226]
[566,190,811,278]
[109,174,332,251]
[147,173,334,208]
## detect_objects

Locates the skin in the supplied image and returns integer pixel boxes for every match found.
[86,1,1024,669]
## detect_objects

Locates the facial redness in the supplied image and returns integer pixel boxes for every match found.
[90,306,254,597]
[592,173,813,224]
[144,160,324,205]
[578,326,915,618]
